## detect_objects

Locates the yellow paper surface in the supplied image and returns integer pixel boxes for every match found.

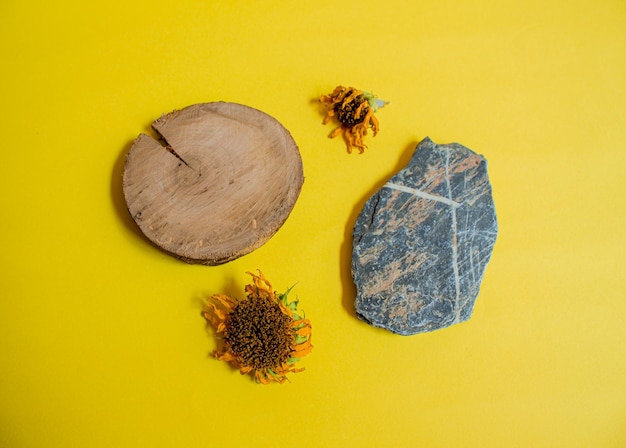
[1,0,625,446]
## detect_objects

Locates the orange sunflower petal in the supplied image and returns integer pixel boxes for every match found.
[255,370,271,385]
[207,303,227,322]
[330,127,343,139]
[212,293,236,307]
[292,342,313,358]
[295,325,312,336]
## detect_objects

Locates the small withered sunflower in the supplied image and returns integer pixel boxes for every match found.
[319,85,388,154]
[203,270,313,384]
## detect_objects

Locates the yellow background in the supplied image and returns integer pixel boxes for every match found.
[1,0,625,446]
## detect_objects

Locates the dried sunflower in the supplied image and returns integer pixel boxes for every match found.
[319,85,388,153]
[203,270,313,384]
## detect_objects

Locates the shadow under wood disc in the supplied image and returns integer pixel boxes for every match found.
[122,102,304,265]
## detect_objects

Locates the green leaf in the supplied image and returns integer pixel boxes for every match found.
[294,335,308,344]
[281,283,298,300]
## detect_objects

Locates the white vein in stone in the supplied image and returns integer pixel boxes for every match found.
[444,148,462,323]
[384,182,461,207]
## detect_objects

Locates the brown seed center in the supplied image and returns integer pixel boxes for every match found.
[225,296,294,370]
[334,91,367,127]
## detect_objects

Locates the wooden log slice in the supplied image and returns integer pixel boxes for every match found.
[122,102,304,265]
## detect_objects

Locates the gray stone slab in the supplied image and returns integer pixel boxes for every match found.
[352,137,498,335]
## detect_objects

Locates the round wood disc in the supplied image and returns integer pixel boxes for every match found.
[122,102,304,265]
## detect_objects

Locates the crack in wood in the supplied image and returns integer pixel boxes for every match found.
[149,121,193,169]
[164,144,192,168]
